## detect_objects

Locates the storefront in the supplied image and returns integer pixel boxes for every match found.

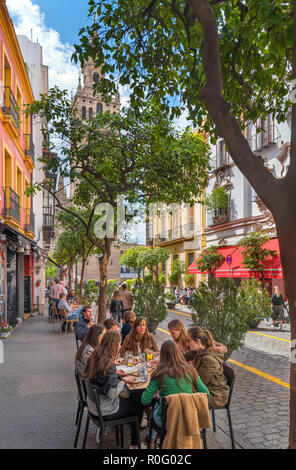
[188,238,284,296]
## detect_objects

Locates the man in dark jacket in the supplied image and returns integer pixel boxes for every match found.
[75,306,93,341]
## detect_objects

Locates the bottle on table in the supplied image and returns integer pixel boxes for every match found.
[140,353,148,381]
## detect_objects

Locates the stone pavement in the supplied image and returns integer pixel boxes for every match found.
[0,305,291,449]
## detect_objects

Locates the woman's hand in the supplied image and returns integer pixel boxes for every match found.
[144,348,153,354]
[117,369,127,377]
[124,376,137,384]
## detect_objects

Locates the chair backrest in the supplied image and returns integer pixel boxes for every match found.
[59,308,67,320]
[52,306,58,316]
[223,364,235,405]
[83,378,104,427]
[74,369,87,404]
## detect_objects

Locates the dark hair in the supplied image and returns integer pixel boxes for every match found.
[187,326,214,349]
[75,324,105,362]
[103,318,119,330]
[128,317,150,349]
[152,340,198,391]
[123,310,135,323]
[82,305,92,315]
[122,283,127,289]
[168,319,187,352]
[84,331,121,379]
[59,293,65,299]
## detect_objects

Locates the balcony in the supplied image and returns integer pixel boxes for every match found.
[1,86,19,129]
[211,208,229,225]
[24,134,35,163]
[154,222,195,244]
[24,208,35,234]
[1,187,20,222]
[42,208,55,243]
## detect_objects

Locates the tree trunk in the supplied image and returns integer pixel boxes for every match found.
[275,219,296,449]
[79,259,86,304]
[68,265,72,291]
[98,252,109,323]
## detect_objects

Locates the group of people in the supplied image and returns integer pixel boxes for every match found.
[74,312,229,448]
[174,287,195,305]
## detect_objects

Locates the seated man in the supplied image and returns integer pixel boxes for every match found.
[57,293,83,321]
[75,305,94,341]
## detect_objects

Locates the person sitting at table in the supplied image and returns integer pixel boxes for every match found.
[121,310,135,345]
[103,318,120,332]
[57,293,83,320]
[83,330,144,449]
[75,306,94,341]
[75,324,106,376]
[141,340,209,445]
[120,317,159,357]
[184,326,228,409]
[168,319,188,352]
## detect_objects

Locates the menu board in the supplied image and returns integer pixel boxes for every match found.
[24,276,31,314]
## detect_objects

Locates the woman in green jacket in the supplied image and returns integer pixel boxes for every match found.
[141,340,209,444]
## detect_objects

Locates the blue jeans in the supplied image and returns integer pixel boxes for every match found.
[67,307,83,321]
[151,402,162,441]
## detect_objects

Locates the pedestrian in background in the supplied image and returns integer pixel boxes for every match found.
[121,283,133,314]
[110,290,123,324]
[271,285,285,330]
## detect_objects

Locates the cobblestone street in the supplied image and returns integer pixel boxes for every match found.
[0,306,291,449]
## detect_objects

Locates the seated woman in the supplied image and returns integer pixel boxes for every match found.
[120,317,159,357]
[141,340,209,444]
[83,330,144,449]
[75,324,106,376]
[121,310,135,345]
[184,327,228,409]
[168,319,188,352]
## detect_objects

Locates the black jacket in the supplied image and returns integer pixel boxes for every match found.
[90,364,121,395]
[110,300,123,314]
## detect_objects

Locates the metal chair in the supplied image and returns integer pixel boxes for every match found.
[147,396,208,449]
[75,325,81,350]
[74,370,88,448]
[210,363,236,449]
[81,378,141,449]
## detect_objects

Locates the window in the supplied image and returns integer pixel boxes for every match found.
[96,103,103,114]
[217,140,228,167]
[82,106,86,118]
[93,73,99,83]
[89,107,93,118]
[188,252,195,266]
[258,116,273,147]
[162,260,166,274]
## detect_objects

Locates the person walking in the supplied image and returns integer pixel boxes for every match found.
[121,283,133,314]
[110,291,123,324]
[271,285,285,330]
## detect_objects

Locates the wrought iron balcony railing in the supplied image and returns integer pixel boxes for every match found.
[154,221,195,244]
[1,86,19,129]
[24,134,35,162]
[24,208,35,233]
[1,187,20,222]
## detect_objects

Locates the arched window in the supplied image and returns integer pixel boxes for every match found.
[82,106,86,118]
[93,73,99,83]
[96,103,103,114]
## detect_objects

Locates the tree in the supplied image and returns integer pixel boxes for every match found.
[56,207,100,302]
[27,95,209,322]
[238,232,278,289]
[120,246,170,282]
[239,278,271,329]
[53,230,80,284]
[73,1,296,445]
[196,245,225,278]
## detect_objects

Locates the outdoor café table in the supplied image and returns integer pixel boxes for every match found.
[116,355,159,392]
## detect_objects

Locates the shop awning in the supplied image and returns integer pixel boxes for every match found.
[188,238,283,279]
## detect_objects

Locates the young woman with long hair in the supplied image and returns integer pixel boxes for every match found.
[120,317,159,356]
[110,290,123,324]
[184,327,228,409]
[75,324,105,376]
[83,330,144,449]
[271,285,285,330]
[141,340,209,442]
[168,319,188,352]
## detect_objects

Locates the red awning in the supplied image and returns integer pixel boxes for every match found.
[188,238,283,279]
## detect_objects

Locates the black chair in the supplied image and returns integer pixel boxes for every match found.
[81,378,141,449]
[147,397,208,449]
[74,326,81,350]
[74,370,88,448]
[210,363,236,449]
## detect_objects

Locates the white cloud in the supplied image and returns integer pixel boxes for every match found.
[7,0,79,93]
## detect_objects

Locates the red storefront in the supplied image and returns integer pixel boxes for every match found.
[188,238,285,295]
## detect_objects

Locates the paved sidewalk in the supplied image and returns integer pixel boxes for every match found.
[0,313,238,449]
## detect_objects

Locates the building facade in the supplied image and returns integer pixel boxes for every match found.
[0,1,36,325]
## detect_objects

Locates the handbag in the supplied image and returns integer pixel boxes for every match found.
[119,385,130,398]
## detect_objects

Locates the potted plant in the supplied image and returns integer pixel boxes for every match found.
[239,278,271,329]
[1,321,13,338]
[190,278,250,361]
[165,292,176,309]
[205,187,229,225]
[133,279,168,334]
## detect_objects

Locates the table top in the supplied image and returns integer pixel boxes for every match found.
[116,356,159,391]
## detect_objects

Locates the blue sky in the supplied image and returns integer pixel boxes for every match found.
[29,0,91,46]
